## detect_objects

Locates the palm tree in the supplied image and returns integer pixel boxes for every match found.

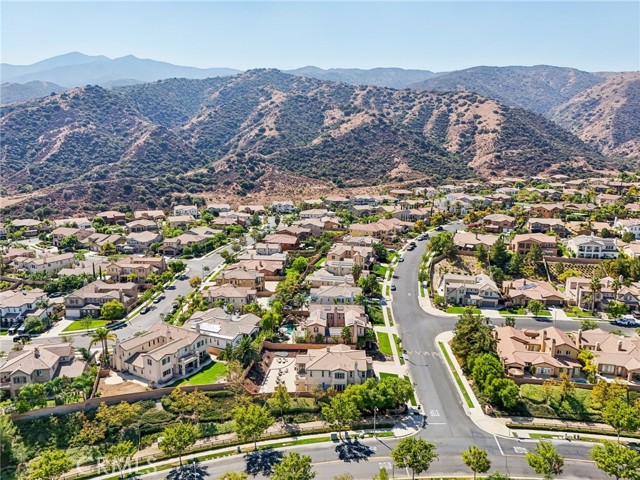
[90,327,117,365]
[611,277,622,301]
[77,347,97,364]
[233,336,258,367]
[590,276,602,312]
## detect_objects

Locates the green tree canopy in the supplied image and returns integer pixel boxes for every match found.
[391,437,438,480]
[158,422,200,465]
[100,299,126,320]
[526,440,564,479]
[462,445,491,480]
[233,403,274,449]
[591,442,640,480]
[26,449,72,480]
[270,452,316,480]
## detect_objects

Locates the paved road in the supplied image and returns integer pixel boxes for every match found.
[0,252,228,352]
[390,238,607,479]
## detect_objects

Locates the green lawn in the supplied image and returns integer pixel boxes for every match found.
[499,307,526,315]
[173,362,228,386]
[446,306,481,314]
[62,319,109,332]
[372,263,388,277]
[393,334,405,365]
[537,309,553,317]
[376,332,393,356]
[419,283,425,297]
[385,307,393,326]
[385,285,390,297]
[366,304,385,326]
[438,342,474,408]
[0,331,8,336]
[379,372,398,379]
[564,306,597,318]
[314,257,326,267]
[404,375,418,406]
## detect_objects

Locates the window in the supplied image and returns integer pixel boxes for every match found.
[162,357,170,365]
[335,372,345,379]
[162,369,172,377]
[12,377,27,384]
[35,370,42,377]
[147,359,152,366]
[602,364,615,374]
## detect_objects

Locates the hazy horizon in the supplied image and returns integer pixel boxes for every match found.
[2,1,638,73]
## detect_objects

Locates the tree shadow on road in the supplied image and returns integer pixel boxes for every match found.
[244,448,284,476]
[335,439,376,462]
[165,460,208,480]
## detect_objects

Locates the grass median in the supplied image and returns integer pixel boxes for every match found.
[377,331,393,356]
[438,342,474,408]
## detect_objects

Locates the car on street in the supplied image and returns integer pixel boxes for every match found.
[166,285,176,290]
[153,297,162,304]
[13,334,31,343]
[141,306,151,314]
[390,284,396,291]
[398,257,405,262]
[613,317,638,327]
[436,226,443,231]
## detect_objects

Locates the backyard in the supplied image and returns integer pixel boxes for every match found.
[172,361,228,386]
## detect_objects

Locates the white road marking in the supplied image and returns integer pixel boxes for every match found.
[428,422,447,425]
[514,446,528,454]
[379,462,392,470]
[408,293,411,296]
[494,435,505,456]
[430,409,440,417]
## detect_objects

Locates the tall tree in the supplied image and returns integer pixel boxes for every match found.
[272,382,292,422]
[490,236,509,270]
[451,308,496,372]
[105,441,137,479]
[233,403,274,449]
[591,442,640,480]
[526,441,564,480]
[321,395,360,438]
[158,422,200,465]
[26,449,72,480]
[89,327,117,365]
[391,437,438,480]
[462,446,491,480]
[603,398,640,442]
[270,452,316,480]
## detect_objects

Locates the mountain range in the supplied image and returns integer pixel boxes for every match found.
[1,68,621,216]
[2,53,638,164]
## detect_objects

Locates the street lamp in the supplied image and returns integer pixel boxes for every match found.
[373,407,378,438]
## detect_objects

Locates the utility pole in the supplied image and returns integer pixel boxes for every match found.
[373,406,378,438]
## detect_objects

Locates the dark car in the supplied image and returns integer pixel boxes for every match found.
[13,334,31,343]
[390,285,397,291]
[166,285,176,290]
[141,306,151,314]
[49,292,63,298]
[153,297,162,304]
[436,226,443,231]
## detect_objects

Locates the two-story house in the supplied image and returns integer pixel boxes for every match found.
[202,285,257,309]
[295,344,373,392]
[218,269,265,291]
[436,273,501,307]
[481,214,516,233]
[0,343,87,396]
[302,304,370,344]
[112,324,210,385]
[185,308,261,350]
[566,235,619,259]
[510,234,558,256]
[65,281,138,319]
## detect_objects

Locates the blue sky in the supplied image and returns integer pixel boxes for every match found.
[2,1,639,71]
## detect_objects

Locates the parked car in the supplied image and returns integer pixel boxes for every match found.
[49,292,63,298]
[141,306,151,314]
[436,226,443,231]
[632,310,640,319]
[390,284,397,291]
[13,334,31,343]
[613,317,638,327]
[398,257,405,262]
[153,297,162,304]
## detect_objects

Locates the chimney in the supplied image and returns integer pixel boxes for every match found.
[33,347,39,358]
[551,338,556,354]
[541,330,548,352]
[618,340,623,351]
[596,342,601,351]
[195,323,201,333]
[326,346,331,352]
[577,329,583,347]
